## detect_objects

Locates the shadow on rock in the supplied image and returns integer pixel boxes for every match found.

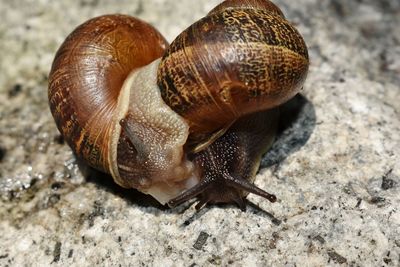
[260,94,316,169]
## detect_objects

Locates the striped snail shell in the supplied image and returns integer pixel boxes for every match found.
[48,0,309,210]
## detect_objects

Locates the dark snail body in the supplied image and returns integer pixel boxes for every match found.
[48,0,309,209]
[169,109,279,210]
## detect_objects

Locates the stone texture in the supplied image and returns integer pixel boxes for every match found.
[0,0,399,266]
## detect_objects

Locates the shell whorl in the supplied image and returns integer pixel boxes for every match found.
[209,0,285,17]
[157,1,309,138]
[48,15,168,172]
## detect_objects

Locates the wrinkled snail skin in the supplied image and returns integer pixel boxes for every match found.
[48,0,309,209]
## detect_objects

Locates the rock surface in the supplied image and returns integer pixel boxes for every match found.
[0,0,399,266]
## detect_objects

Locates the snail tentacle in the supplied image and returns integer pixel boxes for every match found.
[168,170,277,210]
[167,177,211,208]
[223,174,277,203]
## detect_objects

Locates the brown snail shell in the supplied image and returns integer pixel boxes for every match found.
[157,0,308,138]
[48,15,168,173]
[48,0,309,209]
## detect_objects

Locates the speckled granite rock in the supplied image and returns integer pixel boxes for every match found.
[0,0,399,266]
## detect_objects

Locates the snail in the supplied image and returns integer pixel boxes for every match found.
[48,0,309,210]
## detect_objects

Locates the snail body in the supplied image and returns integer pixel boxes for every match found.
[48,0,309,209]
